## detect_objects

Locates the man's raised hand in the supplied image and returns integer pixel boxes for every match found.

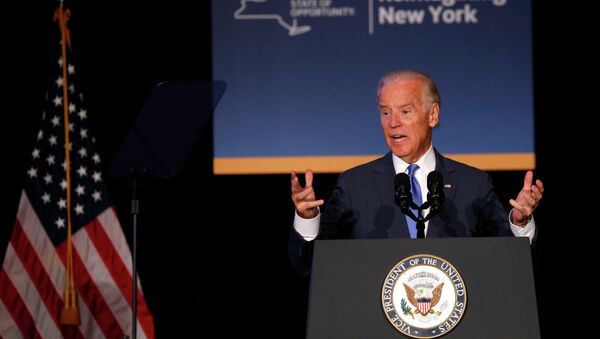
[291,169,324,219]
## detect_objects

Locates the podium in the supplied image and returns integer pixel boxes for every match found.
[306,237,539,339]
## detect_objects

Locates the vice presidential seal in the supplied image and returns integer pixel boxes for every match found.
[381,254,467,338]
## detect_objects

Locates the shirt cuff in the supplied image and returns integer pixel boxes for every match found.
[293,209,320,241]
[509,209,536,244]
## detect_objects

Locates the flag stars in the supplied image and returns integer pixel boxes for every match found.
[69,123,74,132]
[55,76,63,88]
[43,174,52,184]
[68,64,75,75]
[46,155,55,165]
[77,166,88,177]
[78,148,88,158]
[27,167,38,178]
[55,217,65,229]
[93,153,101,164]
[74,204,84,215]
[92,191,101,202]
[49,135,57,146]
[75,185,85,196]
[58,57,63,67]
[80,128,88,139]
[58,198,66,209]
[32,148,40,159]
[37,130,44,140]
[53,96,62,107]
[51,116,60,127]
[69,103,76,113]
[69,84,75,94]
[78,110,87,120]
[41,193,51,204]
[60,179,67,190]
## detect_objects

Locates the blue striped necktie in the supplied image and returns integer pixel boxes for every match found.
[406,164,422,238]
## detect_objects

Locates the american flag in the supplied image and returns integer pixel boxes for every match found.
[0,5,155,338]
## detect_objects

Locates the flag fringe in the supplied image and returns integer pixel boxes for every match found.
[59,287,80,325]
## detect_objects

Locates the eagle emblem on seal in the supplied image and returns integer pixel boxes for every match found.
[403,282,444,317]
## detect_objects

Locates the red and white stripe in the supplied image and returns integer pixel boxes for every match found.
[0,192,155,338]
[418,301,431,315]
[0,298,24,339]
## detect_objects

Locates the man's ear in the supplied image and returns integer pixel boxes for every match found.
[428,102,440,128]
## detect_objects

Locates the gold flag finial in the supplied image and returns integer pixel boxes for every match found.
[53,3,72,50]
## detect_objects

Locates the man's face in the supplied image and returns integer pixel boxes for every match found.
[379,79,439,163]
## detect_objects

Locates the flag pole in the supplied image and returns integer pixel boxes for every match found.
[54,1,80,325]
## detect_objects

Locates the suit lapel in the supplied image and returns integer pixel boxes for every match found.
[371,153,410,238]
[426,150,457,237]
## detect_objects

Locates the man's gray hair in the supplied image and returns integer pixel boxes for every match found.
[377,70,441,110]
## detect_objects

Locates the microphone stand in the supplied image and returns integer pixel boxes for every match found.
[401,201,439,238]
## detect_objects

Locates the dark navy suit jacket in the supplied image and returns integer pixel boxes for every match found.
[289,149,514,272]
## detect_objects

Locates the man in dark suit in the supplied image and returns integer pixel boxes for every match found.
[289,70,544,270]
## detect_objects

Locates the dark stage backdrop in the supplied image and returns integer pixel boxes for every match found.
[1,1,597,338]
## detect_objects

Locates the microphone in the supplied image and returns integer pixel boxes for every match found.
[427,171,445,212]
[394,173,413,211]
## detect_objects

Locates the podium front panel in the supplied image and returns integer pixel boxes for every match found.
[306,237,539,339]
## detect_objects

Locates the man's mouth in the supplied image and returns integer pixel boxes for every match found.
[391,134,407,142]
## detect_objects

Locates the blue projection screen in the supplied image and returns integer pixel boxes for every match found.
[212,0,533,174]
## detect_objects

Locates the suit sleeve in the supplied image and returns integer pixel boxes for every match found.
[287,173,355,274]
[319,173,355,239]
[477,173,513,237]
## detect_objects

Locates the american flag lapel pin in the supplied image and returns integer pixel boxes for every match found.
[444,183,452,188]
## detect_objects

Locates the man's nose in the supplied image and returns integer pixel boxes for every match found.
[389,112,401,128]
